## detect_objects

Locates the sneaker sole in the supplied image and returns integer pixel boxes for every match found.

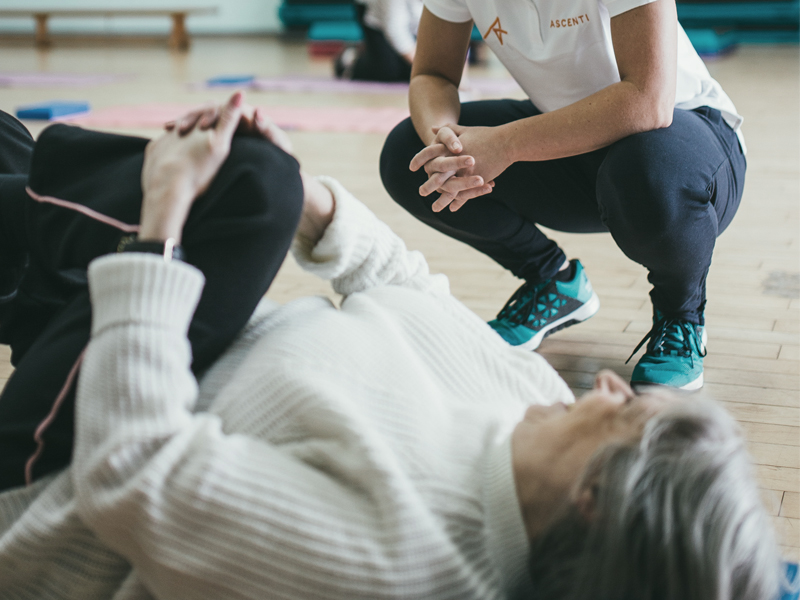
[518,291,600,351]
[631,372,704,392]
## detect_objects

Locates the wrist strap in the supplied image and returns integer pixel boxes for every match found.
[118,235,185,262]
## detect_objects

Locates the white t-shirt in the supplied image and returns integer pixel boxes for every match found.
[424,0,745,151]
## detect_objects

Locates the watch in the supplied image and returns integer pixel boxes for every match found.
[117,234,186,263]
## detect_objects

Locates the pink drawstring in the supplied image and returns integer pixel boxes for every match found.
[26,186,140,233]
[21,186,140,485]
[24,350,86,486]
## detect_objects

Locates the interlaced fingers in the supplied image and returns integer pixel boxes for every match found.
[626,316,707,366]
[497,281,549,326]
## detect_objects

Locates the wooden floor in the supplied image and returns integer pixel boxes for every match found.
[0,36,797,558]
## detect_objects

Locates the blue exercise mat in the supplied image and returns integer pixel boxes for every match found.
[207,75,256,86]
[16,101,90,120]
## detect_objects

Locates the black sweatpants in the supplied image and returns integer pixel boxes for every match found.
[0,112,304,491]
[380,100,746,325]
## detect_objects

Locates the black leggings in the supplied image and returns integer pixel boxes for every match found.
[0,113,304,491]
[380,99,746,324]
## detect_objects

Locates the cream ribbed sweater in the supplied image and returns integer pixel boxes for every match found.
[0,178,573,600]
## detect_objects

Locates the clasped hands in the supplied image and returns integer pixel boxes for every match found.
[410,123,511,213]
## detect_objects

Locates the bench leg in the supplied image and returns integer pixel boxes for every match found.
[169,13,190,51]
[34,14,51,48]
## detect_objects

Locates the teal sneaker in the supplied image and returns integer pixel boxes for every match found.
[488,259,600,350]
[628,310,708,390]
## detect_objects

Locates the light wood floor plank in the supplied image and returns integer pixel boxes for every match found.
[783,492,800,519]
[773,516,800,548]
[739,422,800,448]
[750,442,800,469]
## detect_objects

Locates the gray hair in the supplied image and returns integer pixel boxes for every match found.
[527,396,784,600]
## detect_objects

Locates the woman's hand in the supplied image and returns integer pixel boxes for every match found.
[166,101,294,155]
[410,123,511,212]
[139,92,245,243]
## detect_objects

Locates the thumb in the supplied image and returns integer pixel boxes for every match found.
[216,91,244,142]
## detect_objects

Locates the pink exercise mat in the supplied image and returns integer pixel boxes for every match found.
[0,72,130,87]
[59,103,410,133]
[196,75,522,96]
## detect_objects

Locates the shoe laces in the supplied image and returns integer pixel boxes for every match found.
[626,315,707,366]
[497,280,550,326]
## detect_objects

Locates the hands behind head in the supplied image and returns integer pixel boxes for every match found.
[409,123,513,213]
[139,92,295,244]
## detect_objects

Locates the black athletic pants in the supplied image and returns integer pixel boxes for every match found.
[380,100,746,325]
[0,112,304,491]
[352,3,412,83]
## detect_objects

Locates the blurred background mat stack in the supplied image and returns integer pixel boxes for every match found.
[677,0,800,55]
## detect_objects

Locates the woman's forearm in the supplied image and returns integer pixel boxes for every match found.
[502,79,674,163]
[409,74,461,146]
[296,172,335,245]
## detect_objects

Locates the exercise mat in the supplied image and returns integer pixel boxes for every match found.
[0,72,130,87]
[58,103,410,133]
[196,75,522,96]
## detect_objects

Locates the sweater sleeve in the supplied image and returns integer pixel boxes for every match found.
[73,254,464,600]
[291,176,450,297]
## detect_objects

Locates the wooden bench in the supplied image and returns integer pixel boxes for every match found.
[0,8,217,50]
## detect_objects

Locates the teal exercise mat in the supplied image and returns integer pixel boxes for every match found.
[677,0,800,25]
[685,28,799,55]
[279,3,355,26]
[308,20,362,41]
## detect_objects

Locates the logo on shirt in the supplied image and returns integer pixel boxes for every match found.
[483,17,508,45]
[550,14,590,28]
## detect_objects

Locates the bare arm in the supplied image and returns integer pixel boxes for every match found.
[409,7,472,146]
[503,0,678,162]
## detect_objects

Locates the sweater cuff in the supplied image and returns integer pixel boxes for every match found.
[88,253,205,337]
[291,176,377,280]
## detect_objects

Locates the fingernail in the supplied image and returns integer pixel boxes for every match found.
[232,91,243,107]
[465,158,474,166]
[454,144,462,151]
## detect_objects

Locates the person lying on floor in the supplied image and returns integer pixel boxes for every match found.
[0,94,785,600]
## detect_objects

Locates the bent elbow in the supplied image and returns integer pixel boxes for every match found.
[636,100,673,133]
[646,91,674,130]
[654,103,674,129]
